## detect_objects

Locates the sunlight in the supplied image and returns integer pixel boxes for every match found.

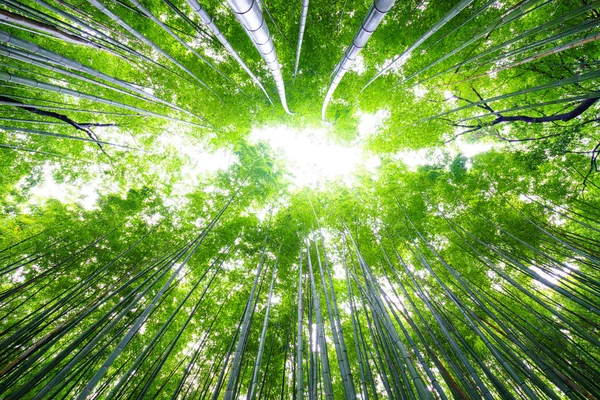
[250,124,369,188]
[24,163,101,211]
[394,137,499,171]
[358,109,389,137]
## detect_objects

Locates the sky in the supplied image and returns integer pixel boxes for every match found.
[19,109,497,211]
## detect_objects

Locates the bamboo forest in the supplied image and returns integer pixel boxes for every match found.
[2,0,600,398]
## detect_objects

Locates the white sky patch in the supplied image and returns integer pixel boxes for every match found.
[365,155,381,173]
[413,85,428,99]
[358,109,390,138]
[393,148,444,170]
[21,126,236,212]
[394,138,497,171]
[380,53,412,76]
[154,130,236,206]
[531,266,564,288]
[454,138,497,158]
[250,124,378,188]
[190,39,227,64]
[245,203,272,222]
[25,163,102,211]
[348,54,366,75]
[271,293,281,305]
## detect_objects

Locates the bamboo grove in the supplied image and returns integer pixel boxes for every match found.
[1,0,599,399]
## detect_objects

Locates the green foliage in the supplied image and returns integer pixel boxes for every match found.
[1,0,599,399]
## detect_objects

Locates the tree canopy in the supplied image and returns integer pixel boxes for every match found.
[1,0,599,399]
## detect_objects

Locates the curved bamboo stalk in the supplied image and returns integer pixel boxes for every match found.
[362,0,474,92]
[418,1,600,86]
[247,261,277,400]
[397,0,549,86]
[226,0,292,114]
[0,71,207,127]
[127,0,240,91]
[185,0,272,103]
[322,0,396,120]
[0,9,95,48]
[86,0,221,101]
[293,0,309,81]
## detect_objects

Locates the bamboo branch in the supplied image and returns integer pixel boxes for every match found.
[0,95,109,156]
[0,9,96,48]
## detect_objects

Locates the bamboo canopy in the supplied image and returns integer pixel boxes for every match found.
[0,0,599,399]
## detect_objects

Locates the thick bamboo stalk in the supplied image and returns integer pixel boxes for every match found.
[226,0,292,113]
[87,0,221,100]
[322,0,395,119]
[247,261,277,400]
[0,9,95,48]
[362,0,474,91]
[0,71,206,127]
[223,240,269,400]
[185,0,272,103]
[293,0,309,80]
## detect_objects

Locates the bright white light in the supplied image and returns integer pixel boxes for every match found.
[358,109,389,138]
[250,124,381,188]
[152,130,236,208]
[381,53,412,75]
[21,126,236,212]
[394,138,497,171]
[454,138,496,158]
[443,90,456,104]
[349,54,366,75]
[26,163,100,211]
[156,131,235,174]
[393,148,444,170]
[271,293,281,304]
[413,85,428,98]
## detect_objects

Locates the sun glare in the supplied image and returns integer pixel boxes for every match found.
[249,124,379,189]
